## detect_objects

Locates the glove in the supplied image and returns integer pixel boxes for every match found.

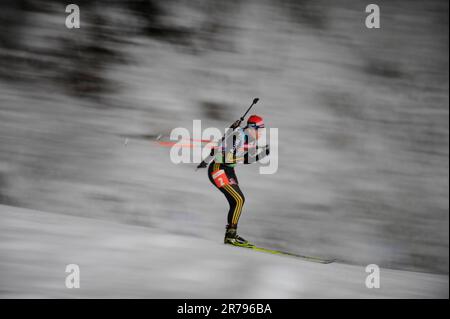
[229,119,242,130]
[196,161,208,170]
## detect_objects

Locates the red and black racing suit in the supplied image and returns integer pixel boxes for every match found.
[208,162,245,229]
[205,128,269,231]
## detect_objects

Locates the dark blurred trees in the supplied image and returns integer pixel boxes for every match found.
[0,0,243,100]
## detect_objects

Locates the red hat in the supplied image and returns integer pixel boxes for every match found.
[247,115,265,128]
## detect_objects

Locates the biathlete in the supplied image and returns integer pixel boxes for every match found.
[197,115,270,247]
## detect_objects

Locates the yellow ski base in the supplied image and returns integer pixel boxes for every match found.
[226,243,335,264]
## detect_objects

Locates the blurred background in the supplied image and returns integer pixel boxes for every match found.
[0,0,448,286]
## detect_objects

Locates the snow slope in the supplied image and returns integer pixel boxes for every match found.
[0,0,448,275]
[0,204,447,298]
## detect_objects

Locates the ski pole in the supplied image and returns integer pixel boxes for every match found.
[240,97,259,123]
[221,97,259,143]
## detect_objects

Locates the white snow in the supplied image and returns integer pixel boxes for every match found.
[0,205,447,298]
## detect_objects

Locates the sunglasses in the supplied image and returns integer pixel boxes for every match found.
[247,123,265,129]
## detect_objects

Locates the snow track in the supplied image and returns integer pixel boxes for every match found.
[0,205,447,298]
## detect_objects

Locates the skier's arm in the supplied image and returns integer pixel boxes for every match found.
[196,122,240,169]
[257,145,270,161]
[221,132,241,164]
[243,145,270,164]
[196,148,214,169]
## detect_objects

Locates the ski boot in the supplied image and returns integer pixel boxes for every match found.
[224,227,254,247]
